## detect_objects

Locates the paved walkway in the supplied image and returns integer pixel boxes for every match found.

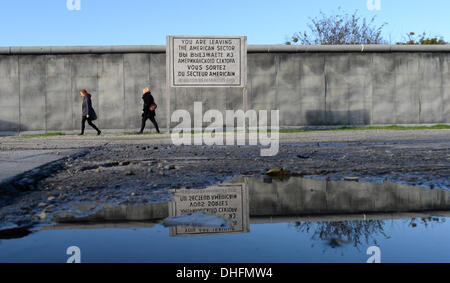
[0,149,76,185]
[0,129,449,185]
[1,129,449,149]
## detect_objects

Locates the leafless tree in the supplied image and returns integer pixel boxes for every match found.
[286,8,387,45]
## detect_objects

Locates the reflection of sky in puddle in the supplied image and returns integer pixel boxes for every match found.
[1,218,450,263]
[1,176,450,263]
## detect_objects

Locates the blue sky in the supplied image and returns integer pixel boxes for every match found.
[0,0,449,46]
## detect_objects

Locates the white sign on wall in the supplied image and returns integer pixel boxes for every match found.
[167,36,247,87]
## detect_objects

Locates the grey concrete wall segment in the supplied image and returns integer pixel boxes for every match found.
[418,54,445,123]
[371,54,395,124]
[46,56,73,131]
[19,56,47,132]
[98,54,125,130]
[444,55,450,123]
[123,53,151,130]
[246,51,450,127]
[0,56,20,132]
[1,45,450,133]
[71,54,100,132]
[150,53,168,129]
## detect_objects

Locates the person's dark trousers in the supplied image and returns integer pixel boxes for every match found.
[140,115,160,133]
[81,116,101,135]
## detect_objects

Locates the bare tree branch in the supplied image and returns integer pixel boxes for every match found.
[286,8,387,45]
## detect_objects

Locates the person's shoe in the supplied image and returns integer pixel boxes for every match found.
[97,131,102,136]
[79,133,84,136]
[138,131,144,134]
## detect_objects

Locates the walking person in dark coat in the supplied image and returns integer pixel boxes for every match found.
[139,87,160,134]
[80,89,101,135]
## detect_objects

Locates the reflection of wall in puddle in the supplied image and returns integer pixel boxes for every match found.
[53,202,169,223]
[245,177,450,216]
[52,177,450,233]
[169,183,250,237]
[53,183,250,237]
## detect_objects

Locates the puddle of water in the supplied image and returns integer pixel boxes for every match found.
[1,177,450,263]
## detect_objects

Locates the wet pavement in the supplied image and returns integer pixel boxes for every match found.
[2,176,450,263]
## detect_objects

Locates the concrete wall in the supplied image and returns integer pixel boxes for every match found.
[0,45,449,134]
[0,51,168,134]
[248,50,450,127]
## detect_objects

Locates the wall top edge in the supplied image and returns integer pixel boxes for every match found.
[0,44,450,55]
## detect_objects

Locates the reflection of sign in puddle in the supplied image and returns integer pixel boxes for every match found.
[169,183,249,237]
